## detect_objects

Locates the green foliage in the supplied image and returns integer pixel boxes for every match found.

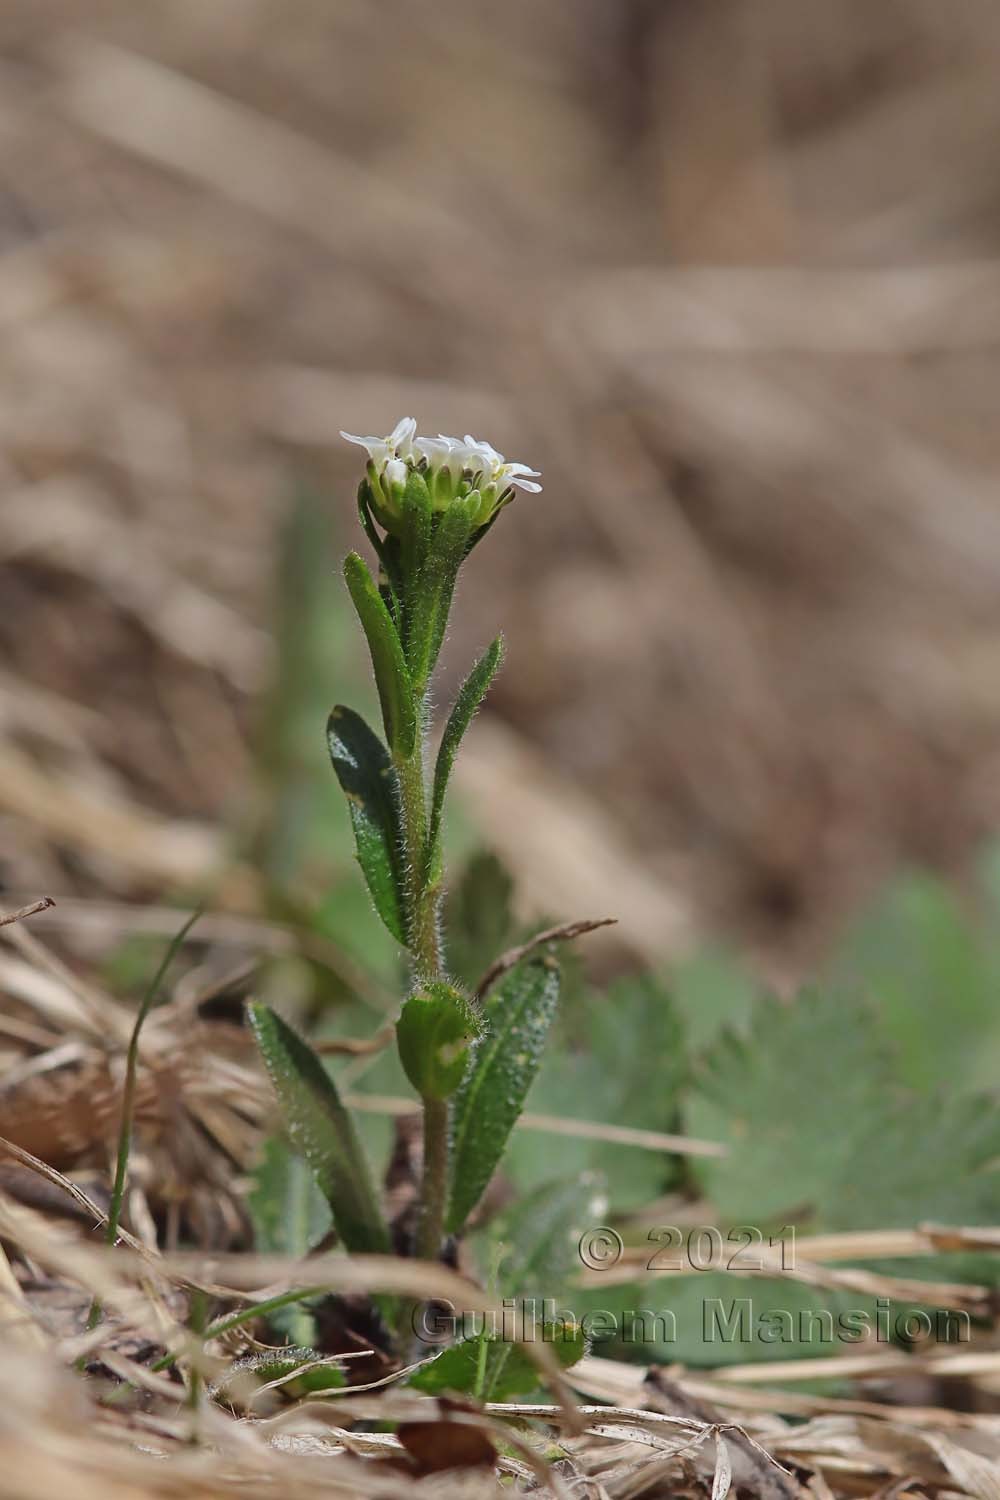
[326,705,406,943]
[247,1002,390,1254]
[687,990,896,1226]
[247,1137,332,1346]
[444,851,517,991]
[447,957,561,1232]
[504,976,687,1211]
[343,551,416,757]
[404,494,478,691]
[407,1322,586,1400]
[484,1175,607,1302]
[396,982,482,1100]
[427,637,505,880]
[833,869,1000,1095]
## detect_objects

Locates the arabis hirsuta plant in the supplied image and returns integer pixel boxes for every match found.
[250,419,560,1340]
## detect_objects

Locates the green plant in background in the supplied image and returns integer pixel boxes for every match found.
[249,419,567,1368]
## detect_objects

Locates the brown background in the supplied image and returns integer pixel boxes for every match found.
[4,0,1000,978]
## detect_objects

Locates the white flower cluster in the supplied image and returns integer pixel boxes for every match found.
[341,417,542,500]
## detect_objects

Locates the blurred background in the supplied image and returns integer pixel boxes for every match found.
[4,0,1000,983]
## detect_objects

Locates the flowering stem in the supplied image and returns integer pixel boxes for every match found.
[394,713,449,1263]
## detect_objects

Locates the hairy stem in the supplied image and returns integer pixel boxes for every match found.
[395,717,448,1263]
[394,735,443,984]
[414,1095,449,1263]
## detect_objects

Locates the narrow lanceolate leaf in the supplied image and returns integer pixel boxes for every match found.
[248,1002,390,1254]
[343,552,416,756]
[427,636,504,878]
[406,495,477,690]
[327,705,406,943]
[447,957,560,1234]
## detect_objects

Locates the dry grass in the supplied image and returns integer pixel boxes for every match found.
[3,2,1000,1493]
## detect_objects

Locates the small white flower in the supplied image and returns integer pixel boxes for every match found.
[339,416,416,469]
[462,433,543,494]
[343,417,541,534]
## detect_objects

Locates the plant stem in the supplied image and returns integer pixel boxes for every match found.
[394,732,442,984]
[394,712,449,1263]
[414,1095,449,1262]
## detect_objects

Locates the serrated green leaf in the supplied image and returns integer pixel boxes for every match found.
[408,1323,586,1400]
[833,871,1000,1095]
[427,637,504,877]
[406,495,477,690]
[687,990,895,1227]
[343,551,416,756]
[447,957,560,1234]
[396,982,481,1100]
[327,705,406,943]
[248,1002,390,1254]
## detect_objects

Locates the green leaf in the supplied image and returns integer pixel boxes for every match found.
[427,637,504,876]
[217,1350,346,1402]
[485,1173,607,1301]
[447,957,560,1234]
[343,551,416,756]
[396,982,482,1100]
[406,495,477,690]
[248,1136,333,1256]
[832,871,1000,1096]
[248,1002,390,1254]
[327,705,406,943]
[503,976,687,1211]
[247,1136,332,1345]
[686,990,896,1227]
[408,1323,586,1400]
[443,851,516,992]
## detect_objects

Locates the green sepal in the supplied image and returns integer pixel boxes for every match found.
[427,636,504,881]
[396,982,482,1101]
[247,1002,390,1254]
[357,482,402,621]
[406,494,477,690]
[343,552,416,756]
[446,956,560,1234]
[407,1322,586,1400]
[327,705,406,943]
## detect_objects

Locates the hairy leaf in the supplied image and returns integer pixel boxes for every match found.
[396,982,482,1100]
[447,956,560,1233]
[248,1002,389,1253]
[408,1322,586,1400]
[406,495,477,690]
[327,705,405,943]
[343,551,416,756]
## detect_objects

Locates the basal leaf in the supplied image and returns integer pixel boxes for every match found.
[427,636,504,877]
[248,1002,390,1254]
[447,956,560,1234]
[248,1135,333,1257]
[327,705,405,943]
[343,551,416,756]
[408,1322,586,1400]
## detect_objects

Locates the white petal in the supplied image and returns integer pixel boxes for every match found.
[388,416,417,452]
[511,477,542,493]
